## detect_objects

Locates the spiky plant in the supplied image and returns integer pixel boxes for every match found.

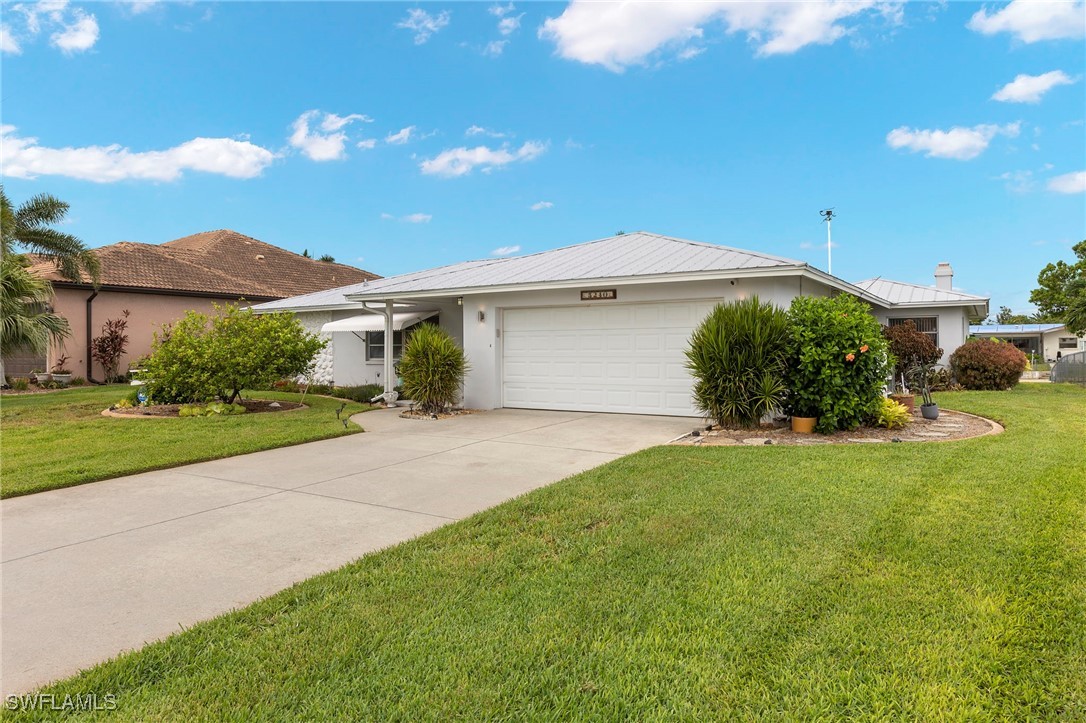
[685,296,790,428]
[398,323,469,415]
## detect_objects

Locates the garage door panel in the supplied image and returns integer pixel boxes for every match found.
[503,302,708,416]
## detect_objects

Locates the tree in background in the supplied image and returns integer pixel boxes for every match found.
[1,188,100,282]
[1029,240,1086,324]
[995,306,1033,325]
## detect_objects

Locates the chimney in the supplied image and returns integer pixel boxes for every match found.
[934,262,953,291]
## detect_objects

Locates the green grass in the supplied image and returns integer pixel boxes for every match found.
[8,384,1086,720]
[0,385,372,498]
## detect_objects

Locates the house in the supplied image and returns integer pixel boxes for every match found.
[3,230,378,381]
[967,323,1085,361]
[253,231,989,417]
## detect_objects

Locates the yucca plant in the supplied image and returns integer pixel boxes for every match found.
[398,323,470,415]
[685,296,790,428]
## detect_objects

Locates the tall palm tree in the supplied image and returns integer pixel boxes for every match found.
[1,187,99,379]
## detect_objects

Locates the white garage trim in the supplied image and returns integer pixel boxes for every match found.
[501,300,716,417]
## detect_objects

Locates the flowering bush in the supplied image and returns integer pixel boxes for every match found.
[786,294,891,433]
[949,338,1027,391]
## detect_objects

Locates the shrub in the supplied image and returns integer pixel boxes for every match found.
[882,320,942,390]
[874,397,911,429]
[786,294,891,434]
[685,296,790,428]
[950,338,1027,390]
[144,305,325,404]
[331,384,385,403]
[179,402,247,417]
[91,310,130,382]
[11,377,29,391]
[398,324,469,415]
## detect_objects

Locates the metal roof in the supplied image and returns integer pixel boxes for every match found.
[852,277,987,306]
[970,323,1066,335]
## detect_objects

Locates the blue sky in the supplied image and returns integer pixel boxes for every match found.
[2,0,1083,314]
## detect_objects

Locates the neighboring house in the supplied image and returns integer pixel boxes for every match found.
[968,323,1085,361]
[3,230,377,381]
[255,231,989,417]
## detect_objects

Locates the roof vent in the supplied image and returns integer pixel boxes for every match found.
[256,254,265,261]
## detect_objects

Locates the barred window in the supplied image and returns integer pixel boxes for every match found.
[888,317,939,348]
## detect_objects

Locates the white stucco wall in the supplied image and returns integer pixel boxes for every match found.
[1043,328,1083,361]
[458,275,834,410]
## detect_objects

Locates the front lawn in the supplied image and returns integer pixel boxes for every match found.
[9,384,1086,719]
[0,385,372,498]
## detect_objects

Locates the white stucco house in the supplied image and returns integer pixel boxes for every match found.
[967,323,1085,362]
[252,232,989,417]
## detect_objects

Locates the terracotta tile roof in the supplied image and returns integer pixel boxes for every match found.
[29,229,378,299]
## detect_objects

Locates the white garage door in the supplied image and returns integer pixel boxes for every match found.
[502,301,717,416]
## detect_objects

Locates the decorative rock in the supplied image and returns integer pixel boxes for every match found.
[268,402,281,408]
[764,439,773,445]
[691,430,701,437]
[715,437,739,445]
[891,437,902,443]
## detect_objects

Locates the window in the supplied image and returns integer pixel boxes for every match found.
[888,317,939,348]
[1059,337,1078,350]
[365,330,404,361]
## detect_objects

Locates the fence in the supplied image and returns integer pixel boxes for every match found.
[1051,351,1086,385]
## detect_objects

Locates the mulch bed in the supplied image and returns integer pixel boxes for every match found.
[399,408,478,421]
[104,399,306,418]
[671,408,1001,447]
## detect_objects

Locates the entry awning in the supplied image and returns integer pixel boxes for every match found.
[320,310,437,334]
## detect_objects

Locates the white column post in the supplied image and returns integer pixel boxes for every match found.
[383,300,395,395]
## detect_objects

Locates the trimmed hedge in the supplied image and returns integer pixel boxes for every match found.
[950,339,1027,391]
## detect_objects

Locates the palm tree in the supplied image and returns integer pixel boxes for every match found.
[1,187,99,380]
[1,188,101,282]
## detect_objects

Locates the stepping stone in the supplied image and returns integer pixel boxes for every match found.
[714,437,739,445]
[742,438,769,445]
[915,431,949,437]
[847,438,886,443]
[931,424,963,429]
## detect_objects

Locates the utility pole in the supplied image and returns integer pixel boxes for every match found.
[820,208,835,275]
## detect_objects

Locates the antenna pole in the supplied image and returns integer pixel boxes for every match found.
[820,208,835,275]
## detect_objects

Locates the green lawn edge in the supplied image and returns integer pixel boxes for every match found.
[0,386,374,499]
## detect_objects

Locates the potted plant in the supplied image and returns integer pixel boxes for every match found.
[51,355,73,386]
[907,362,939,420]
[787,397,818,434]
[31,368,51,385]
[888,373,915,412]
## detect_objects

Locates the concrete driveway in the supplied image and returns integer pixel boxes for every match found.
[0,408,693,694]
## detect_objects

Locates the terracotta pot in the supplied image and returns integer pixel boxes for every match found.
[791,416,817,434]
[889,393,915,412]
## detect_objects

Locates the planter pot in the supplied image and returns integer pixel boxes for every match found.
[889,393,915,412]
[33,372,52,384]
[52,373,73,386]
[791,416,817,434]
[920,403,939,420]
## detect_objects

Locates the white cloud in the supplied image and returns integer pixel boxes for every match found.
[126,0,160,15]
[994,169,1036,193]
[492,245,521,256]
[498,14,523,35]
[381,212,433,223]
[0,23,21,54]
[419,140,547,178]
[397,8,450,45]
[483,39,508,56]
[49,8,98,53]
[538,1,900,72]
[992,70,1076,103]
[0,124,276,182]
[356,138,377,150]
[466,125,509,138]
[289,110,372,161]
[489,3,515,17]
[385,126,416,145]
[886,122,1021,160]
[530,201,554,211]
[1048,171,1086,194]
[968,0,1085,43]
